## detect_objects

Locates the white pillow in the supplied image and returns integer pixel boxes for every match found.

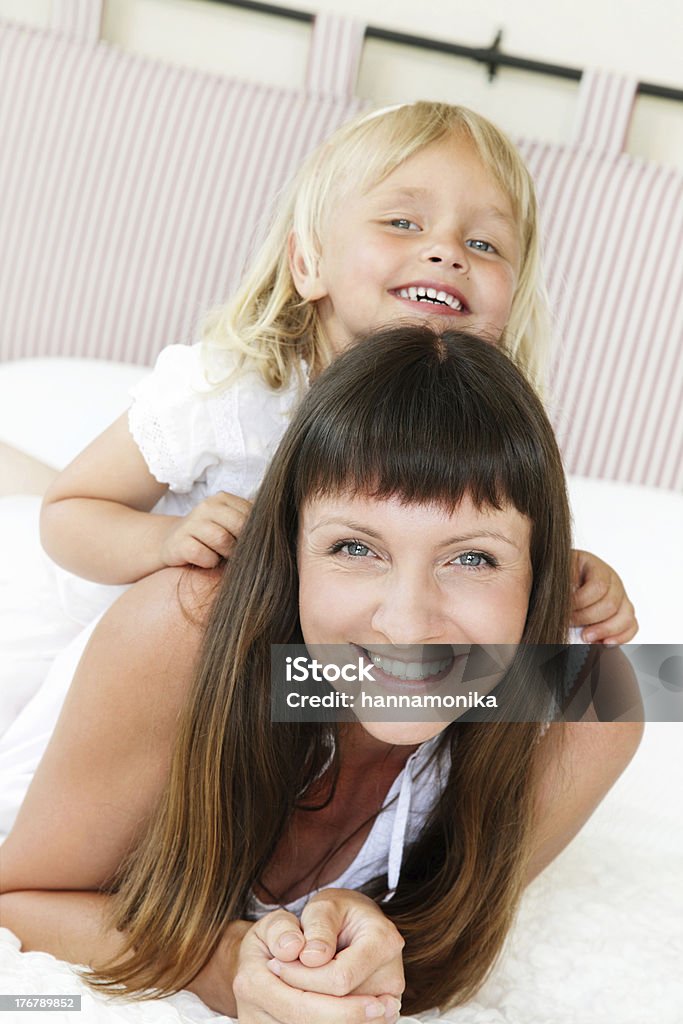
[567,475,682,645]
[0,358,148,470]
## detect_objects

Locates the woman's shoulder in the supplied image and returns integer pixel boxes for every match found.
[0,565,224,894]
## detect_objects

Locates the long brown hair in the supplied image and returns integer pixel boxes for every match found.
[89,327,572,1011]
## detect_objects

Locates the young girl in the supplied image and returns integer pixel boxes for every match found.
[39,101,636,644]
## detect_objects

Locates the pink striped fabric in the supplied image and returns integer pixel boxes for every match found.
[49,0,102,45]
[0,17,368,368]
[517,70,683,492]
[571,68,637,156]
[305,12,366,98]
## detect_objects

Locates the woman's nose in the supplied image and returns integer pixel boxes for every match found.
[371,576,448,645]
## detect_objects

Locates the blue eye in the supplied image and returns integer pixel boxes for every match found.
[466,239,497,253]
[453,551,497,569]
[330,540,375,558]
[390,218,420,231]
[345,542,371,557]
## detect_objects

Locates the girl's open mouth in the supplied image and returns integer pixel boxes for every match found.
[391,285,469,315]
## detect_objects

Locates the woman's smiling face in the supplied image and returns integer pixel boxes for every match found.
[297,490,533,745]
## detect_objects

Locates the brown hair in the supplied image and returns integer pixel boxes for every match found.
[89,327,572,1011]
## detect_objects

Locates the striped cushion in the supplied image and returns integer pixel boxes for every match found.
[1,18,679,491]
[517,70,682,492]
[0,17,366,367]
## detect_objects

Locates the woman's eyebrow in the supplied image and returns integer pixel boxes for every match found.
[309,518,384,539]
[439,530,521,550]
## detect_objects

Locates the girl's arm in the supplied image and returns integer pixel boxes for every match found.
[40,413,251,585]
[39,413,176,584]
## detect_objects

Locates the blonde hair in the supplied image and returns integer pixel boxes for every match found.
[201,101,552,393]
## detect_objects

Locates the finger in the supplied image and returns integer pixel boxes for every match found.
[190,520,239,558]
[272,935,404,998]
[235,957,391,1024]
[571,591,624,628]
[177,536,223,569]
[270,957,404,1002]
[197,508,249,548]
[582,611,639,645]
[297,899,344,966]
[253,909,306,962]
[571,577,610,612]
[214,491,253,514]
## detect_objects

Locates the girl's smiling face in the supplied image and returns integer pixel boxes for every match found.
[297,490,533,745]
[289,133,521,356]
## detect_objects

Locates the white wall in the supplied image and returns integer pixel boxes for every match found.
[1,0,682,167]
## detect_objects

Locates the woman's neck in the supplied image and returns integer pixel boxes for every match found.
[338,724,421,773]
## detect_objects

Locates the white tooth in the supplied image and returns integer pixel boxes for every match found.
[436,291,447,302]
[399,288,410,298]
[427,288,437,299]
[416,286,428,297]
[409,286,418,300]
[369,653,453,681]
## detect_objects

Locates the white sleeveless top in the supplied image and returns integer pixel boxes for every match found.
[245,733,452,920]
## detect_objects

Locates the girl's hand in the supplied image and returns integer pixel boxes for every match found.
[160,492,252,568]
[264,889,405,1011]
[570,549,638,645]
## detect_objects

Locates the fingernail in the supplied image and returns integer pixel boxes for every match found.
[267,958,282,976]
[365,1004,386,1019]
[304,940,327,953]
[584,631,596,642]
[278,932,302,949]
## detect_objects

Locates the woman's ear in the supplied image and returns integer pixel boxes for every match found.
[288,231,328,301]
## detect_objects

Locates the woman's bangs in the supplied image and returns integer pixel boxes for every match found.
[291,333,541,517]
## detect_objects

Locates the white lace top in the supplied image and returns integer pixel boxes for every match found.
[128,341,305,514]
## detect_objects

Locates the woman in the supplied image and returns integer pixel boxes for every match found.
[0,327,642,1021]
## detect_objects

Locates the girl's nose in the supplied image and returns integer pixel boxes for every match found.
[422,238,470,273]
[370,576,449,645]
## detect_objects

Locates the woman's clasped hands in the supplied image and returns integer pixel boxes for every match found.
[234,889,405,1024]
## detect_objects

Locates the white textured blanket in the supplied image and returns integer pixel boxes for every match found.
[1,724,681,1024]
